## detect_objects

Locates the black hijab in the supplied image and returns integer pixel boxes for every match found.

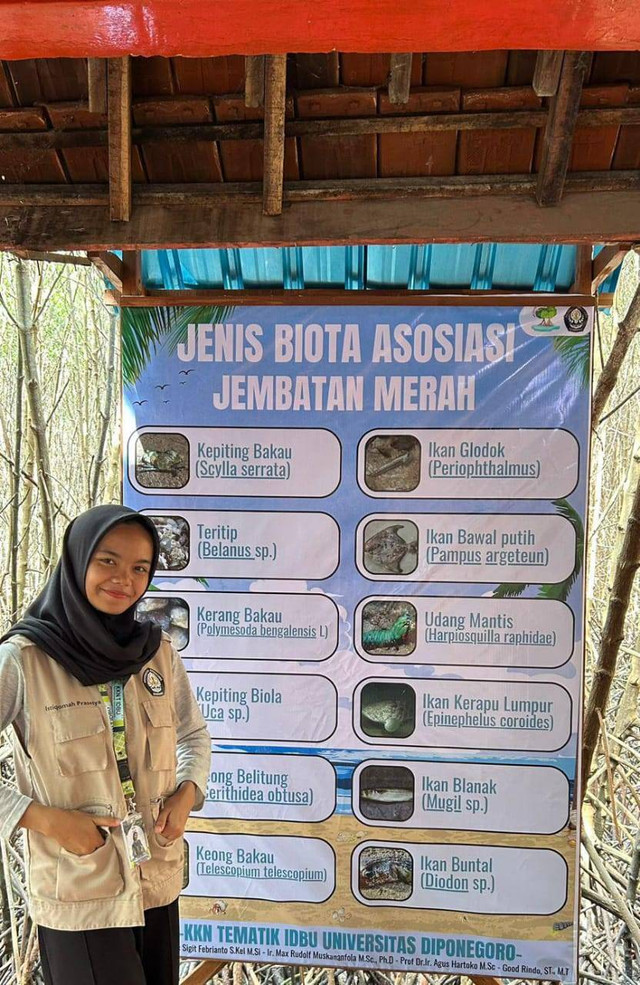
[1,505,162,686]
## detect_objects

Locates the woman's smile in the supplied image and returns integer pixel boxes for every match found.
[101,587,133,600]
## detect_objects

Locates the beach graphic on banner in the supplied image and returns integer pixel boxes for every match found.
[122,303,591,982]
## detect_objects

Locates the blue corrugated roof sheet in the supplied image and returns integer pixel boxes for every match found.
[140,244,583,293]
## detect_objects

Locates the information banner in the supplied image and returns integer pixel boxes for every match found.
[122,302,591,981]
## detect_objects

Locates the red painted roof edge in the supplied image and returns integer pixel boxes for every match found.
[0,0,639,59]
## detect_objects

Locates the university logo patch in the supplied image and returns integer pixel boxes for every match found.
[564,306,588,333]
[143,668,165,696]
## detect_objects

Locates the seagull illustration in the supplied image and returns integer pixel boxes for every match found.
[179,369,195,376]
[133,400,148,406]
[163,399,170,404]
[155,384,170,390]
[179,381,187,385]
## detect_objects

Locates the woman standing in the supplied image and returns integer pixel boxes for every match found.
[0,505,211,985]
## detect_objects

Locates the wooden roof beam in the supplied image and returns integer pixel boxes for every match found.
[245,56,265,108]
[536,51,590,207]
[388,54,413,105]
[116,288,591,307]
[533,51,564,97]
[262,53,287,216]
[2,105,640,152]
[3,189,640,251]
[9,249,92,266]
[0,172,638,209]
[107,57,132,222]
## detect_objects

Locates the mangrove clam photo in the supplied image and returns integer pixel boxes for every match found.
[138,595,189,650]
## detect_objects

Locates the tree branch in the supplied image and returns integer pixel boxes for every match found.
[582,453,640,788]
[592,262,640,428]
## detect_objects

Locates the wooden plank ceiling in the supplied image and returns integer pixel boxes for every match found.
[0,51,638,250]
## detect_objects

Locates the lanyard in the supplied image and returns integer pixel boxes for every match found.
[98,680,136,809]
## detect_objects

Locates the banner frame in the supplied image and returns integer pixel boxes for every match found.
[120,295,594,985]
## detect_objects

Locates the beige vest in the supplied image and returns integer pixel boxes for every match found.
[12,635,184,931]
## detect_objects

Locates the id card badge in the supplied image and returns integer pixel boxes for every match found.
[121,812,152,869]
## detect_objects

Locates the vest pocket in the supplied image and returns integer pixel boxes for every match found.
[51,707,109,777]
[142,699,177,772]
[56,833,124,902]
[147,831,184,876]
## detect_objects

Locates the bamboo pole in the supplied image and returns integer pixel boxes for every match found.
[9,340,23,622]
[89,307,117,505]
[13,257,57,575]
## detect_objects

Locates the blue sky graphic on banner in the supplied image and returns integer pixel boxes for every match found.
[122,303,591,981]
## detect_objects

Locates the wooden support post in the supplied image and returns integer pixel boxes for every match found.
[571,244,592,293]
[108,56,132,222]
[181,960,226,985]
[245,55,266,108]
[87,58,108,114]
[121,250,144,296]
[533,50,565,97]
[536,50,590,207]
[262,54,287,217]
[388,53,413,104]
[592,243,635,292]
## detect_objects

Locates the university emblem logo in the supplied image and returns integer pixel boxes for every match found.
[564,306,588,333]
[143,668,165,696]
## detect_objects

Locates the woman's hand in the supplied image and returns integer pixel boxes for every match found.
[154,781,197,842]
[20,802,120,856]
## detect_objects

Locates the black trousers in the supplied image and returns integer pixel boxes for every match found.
[38,900,179,985]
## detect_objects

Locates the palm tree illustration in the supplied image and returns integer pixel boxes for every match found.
[552,335,590,390]
[492,499,583,602]
[121,305,235,386]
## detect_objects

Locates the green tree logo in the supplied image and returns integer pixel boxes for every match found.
[534,305,559,329]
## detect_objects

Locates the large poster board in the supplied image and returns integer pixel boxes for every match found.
[122,302,591,982]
